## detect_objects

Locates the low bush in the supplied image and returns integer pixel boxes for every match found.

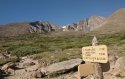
[12,46,41,57]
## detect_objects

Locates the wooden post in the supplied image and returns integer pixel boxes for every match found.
[92,36,103,79]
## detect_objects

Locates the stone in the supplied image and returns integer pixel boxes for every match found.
[19,58,39,68]
[62,16,105,32]
[115,57,125,72]
[0,53,8,59]
[46,58,82,75]
[29,21,58,33]
[7,68,15,75]
[109,55,117,69]
[31,71,37,78]
[1,62,16,71]
[25,65,39,72]
[78,64,94,77]
[30,70,44,78]
[77,16,105,32]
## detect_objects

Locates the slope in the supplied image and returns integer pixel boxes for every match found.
[92,8,125,34]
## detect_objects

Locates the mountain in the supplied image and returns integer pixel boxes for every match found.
[62,16,106,32]
[0,16,105,37]
[0,21,59,37]
[0,8,125,37]
[92,8,125,34]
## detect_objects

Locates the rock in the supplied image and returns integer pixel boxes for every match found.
[30,70,45,78]
[46,58,82,75]
[77,16,106,32]
[25,65,39,72]
[62,16,106,32]
[115,57,125,72]
[109,55,117,69]
[7,68,15,75]
[103,72,122,79]
[1,62,16,71]
[0,53,8,59]
[29,21,58,33]
[1,62,16,75]
[31,71,37,78]
[40,67,47,76]
[87,16,106,31]
[83,75,94,79]
[62,24,77,31]
[19,58,39,68]
[50,72,78,79]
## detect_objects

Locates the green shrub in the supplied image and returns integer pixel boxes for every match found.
[12,46,41,57]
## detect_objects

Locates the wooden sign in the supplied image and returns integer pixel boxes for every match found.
[82,45,108,63]
[78,64,94,78]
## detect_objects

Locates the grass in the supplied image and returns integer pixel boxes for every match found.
[0,32,125,64]
[0,56,19,65]
[31,48,82,65]
[0,33,92,57]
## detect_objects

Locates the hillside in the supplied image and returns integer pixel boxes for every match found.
[92,8,125,34]
[0,23,31,36]
[0,21,59,37]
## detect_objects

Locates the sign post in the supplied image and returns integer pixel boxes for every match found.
[92,36,103,79]
[81,36,108,79]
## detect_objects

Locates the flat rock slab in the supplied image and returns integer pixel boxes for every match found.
[46,58,82,74]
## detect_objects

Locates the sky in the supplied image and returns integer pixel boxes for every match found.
[0,0,125,26]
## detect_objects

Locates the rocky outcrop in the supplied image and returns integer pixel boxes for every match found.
[88,16,106,31]
[62,23,77,31]
[62,16,106,32]
[29,21,59,33]
[77,16,106,32]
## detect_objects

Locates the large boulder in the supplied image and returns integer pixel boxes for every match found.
[115,57,125,72]
[73,16,105,32]
[45,58,82,75]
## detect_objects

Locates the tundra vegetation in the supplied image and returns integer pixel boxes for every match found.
[0,32,125,65]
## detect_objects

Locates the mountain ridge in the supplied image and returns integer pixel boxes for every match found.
[0,8,125,36]
[92,8,125,34]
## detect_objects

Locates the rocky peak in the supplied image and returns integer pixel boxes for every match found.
[62,16,106,32]
[88,16,106,31]
[29,21,58,33]
[62,23,77,31]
